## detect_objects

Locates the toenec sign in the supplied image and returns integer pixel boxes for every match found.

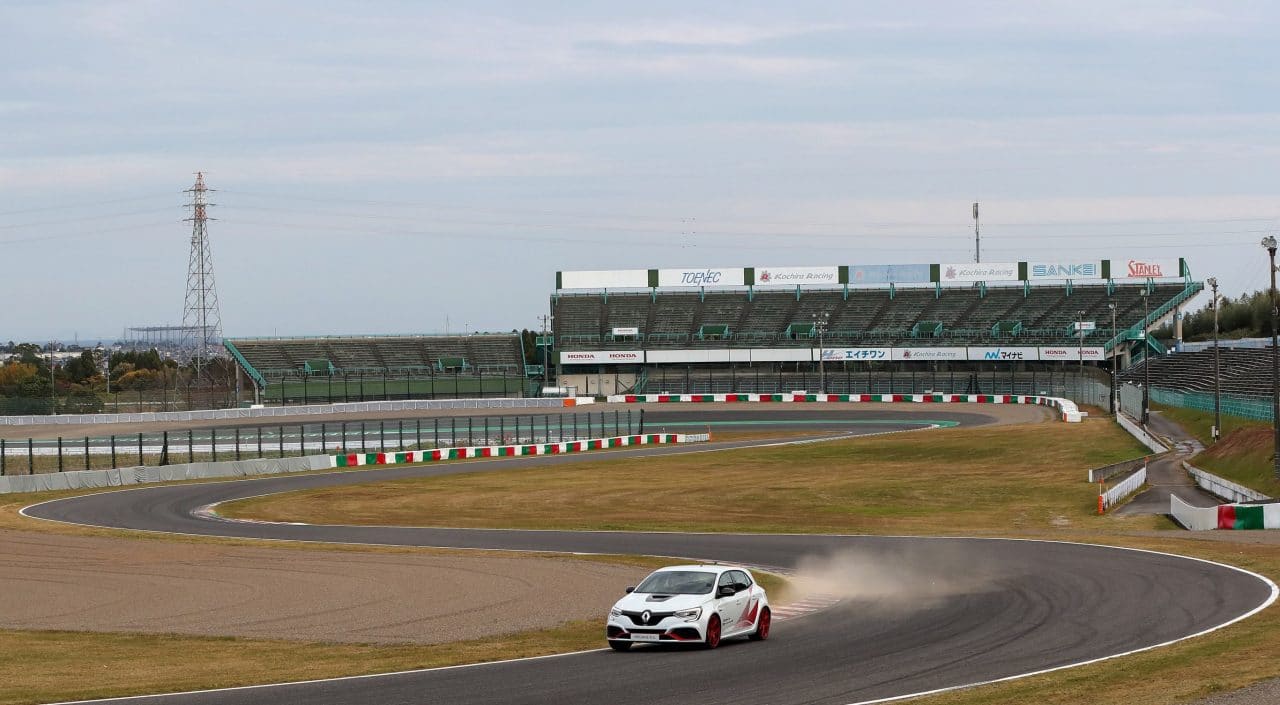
[1027,261,1102,280]
[657,268,746,287]
[560,350,644,365]
[754,266,839,286]
[967,347,1041,361]
[821,348,890,362]
[937,263,1019,282]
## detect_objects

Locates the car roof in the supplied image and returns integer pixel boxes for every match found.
[652,564,742,573]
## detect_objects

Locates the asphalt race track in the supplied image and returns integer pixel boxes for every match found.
[23,407,1277,705]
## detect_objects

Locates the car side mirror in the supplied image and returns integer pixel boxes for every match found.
[624,586,635,594]
[718,585,735,597]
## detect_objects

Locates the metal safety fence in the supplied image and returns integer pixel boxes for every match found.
[0,409,636,476]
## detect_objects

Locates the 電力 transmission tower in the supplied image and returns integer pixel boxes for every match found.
[181,172,223,383]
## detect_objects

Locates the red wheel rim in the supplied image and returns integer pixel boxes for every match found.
[707,616,721,647]
[759,609,771,639]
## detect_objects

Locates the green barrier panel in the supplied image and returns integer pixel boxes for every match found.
[1236,505,1266,530]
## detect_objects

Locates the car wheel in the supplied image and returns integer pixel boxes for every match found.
[749,607,771,641]
[704,614,722,649]
[608,640,631,652]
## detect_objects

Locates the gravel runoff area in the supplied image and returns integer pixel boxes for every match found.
[0,528,647,645]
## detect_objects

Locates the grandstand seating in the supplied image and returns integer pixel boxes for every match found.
[553,283,1192,350]
[1120,346,1274,398]
[225,334,525,380]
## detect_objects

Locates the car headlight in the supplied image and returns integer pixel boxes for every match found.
[674,607,701,622]
[609,606,623,617]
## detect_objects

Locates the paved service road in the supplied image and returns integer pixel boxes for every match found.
[23,408,1276,705]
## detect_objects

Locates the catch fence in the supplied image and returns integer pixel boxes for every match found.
[0,409,636,476]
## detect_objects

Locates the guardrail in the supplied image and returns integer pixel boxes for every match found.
[1184,461,1270,503]
[1171,495,1280,531]
[1171,495,1219,530]
[0,397,581,427]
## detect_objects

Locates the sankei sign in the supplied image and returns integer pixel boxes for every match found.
[560,350,644,365]
[1121,259,1182,279]
[657,268,746,287]
[1028,261,1101,280]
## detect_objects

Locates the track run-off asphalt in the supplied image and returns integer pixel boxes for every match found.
[20,406,1279,705]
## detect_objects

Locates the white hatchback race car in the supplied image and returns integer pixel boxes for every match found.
[606,564,771,650]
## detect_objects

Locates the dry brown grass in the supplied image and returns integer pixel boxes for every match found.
[223,418,1147,535]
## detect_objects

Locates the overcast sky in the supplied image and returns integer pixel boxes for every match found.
[3,1,1279,342]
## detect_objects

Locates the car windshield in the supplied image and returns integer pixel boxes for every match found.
[635,570,716,595]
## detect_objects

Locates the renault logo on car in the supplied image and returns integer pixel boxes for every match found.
[641,610,652,624]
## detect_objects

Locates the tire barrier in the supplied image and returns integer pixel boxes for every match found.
[606,392,1082,422]
[329,433,710,468]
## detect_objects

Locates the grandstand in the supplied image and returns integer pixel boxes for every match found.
[551,261,1201,395]
[1121,347,1273,399]
[555,283,1189,349]
[224,334,530,404]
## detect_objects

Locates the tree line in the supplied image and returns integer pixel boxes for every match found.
[1157,289,1280,342]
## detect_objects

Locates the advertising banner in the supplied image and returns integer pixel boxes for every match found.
[820,348,891,362]
[749,348,814,362]
[611,327,640,336]
[967,346,1041,362]
[1027,261,1103,280]
[1072,321,1097,332]
[753,266,839,286]
[937,263,1019,283]
[848,263,932,285]
[646,349,732,364]
[1039,346,1106,362]
[1119,259,1182,279]
[560,350,644,365]
[657,268,747,288]
[558,270,650,290]
[891,347,968,361]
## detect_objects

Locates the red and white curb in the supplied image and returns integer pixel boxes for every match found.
[606,392,1082,423]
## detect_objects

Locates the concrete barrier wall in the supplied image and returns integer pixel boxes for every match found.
[605,392,1082,422]
[1171,494,1219,530]
[1184,461,1270,503]
[1115,414,1169,454]
[0,454,329,494]
[0,398,574,427]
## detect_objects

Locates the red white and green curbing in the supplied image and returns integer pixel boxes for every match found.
[605,392,1082,422]
[329,433,706,468]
